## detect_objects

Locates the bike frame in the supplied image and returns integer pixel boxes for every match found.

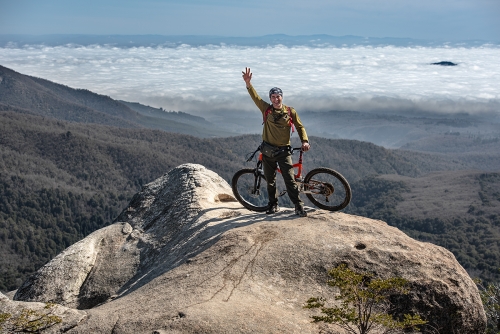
[257,147,305,181]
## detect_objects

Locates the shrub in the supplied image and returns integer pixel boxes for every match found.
[304,264,426,334]
[476,279,500,333]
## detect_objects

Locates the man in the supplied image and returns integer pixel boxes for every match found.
[242,67,310,217]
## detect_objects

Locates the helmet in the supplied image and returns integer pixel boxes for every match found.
[269,87,283,99]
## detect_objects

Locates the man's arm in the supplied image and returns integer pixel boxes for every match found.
[242,67,270,113]
[291,108,311,151]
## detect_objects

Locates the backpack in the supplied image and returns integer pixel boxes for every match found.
[262,106,295,133]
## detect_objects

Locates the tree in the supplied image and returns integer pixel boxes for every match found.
[304,264,426,334]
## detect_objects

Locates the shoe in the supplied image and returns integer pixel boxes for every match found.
[266,203,280,214]
[295,203,307,217]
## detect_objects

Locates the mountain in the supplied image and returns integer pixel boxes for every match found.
[119,100,211,128]
[201,108,500,156]
[0,65,232,137]
[4,164,486,334]
[3,64,499,156]
[1,110,500,292]
[302,110,500,151]
[1,34,497,48]
[1,64,499,292]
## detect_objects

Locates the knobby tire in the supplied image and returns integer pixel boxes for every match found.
[304,167,351,211]
[231,168,270,212]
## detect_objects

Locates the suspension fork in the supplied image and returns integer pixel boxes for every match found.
[295,149,306,192]
[252,160,264,194]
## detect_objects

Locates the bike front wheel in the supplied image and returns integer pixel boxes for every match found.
[231,168,270,212]
[304,168,351,211]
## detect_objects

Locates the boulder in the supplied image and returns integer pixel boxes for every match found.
[14,164,486,333]
[0,294,87,333]
[3,290,17,300]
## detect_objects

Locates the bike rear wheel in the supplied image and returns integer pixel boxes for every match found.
[231,168,270,212]
[304,168,351,211]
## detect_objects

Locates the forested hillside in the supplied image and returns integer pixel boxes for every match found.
[0,65,232,137]
[1,110,499,291]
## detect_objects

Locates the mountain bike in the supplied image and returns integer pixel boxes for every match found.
[231,146,351,212]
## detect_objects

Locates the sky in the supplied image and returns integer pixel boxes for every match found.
[0,0,499,41]
[1,0,499,118]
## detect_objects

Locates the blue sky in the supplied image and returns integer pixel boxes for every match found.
[0,0,499,40]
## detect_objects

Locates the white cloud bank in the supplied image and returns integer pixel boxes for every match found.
[1,44,499,116]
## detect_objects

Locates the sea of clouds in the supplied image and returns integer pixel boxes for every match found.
[1,44,499,116]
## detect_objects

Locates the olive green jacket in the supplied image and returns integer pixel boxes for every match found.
[246,85,309,147]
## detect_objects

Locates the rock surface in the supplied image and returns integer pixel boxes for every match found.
[13,164,486,333]
[1,292,87,333]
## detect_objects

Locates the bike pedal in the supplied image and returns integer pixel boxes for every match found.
[278,190,287,197]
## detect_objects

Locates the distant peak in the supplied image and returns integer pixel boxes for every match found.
[431,61,458,66]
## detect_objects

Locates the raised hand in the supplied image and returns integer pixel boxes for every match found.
[242,67,252,87]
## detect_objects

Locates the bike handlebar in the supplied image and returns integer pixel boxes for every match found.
[246,146,304,162]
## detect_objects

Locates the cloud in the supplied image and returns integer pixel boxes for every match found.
[1,44,499,116]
